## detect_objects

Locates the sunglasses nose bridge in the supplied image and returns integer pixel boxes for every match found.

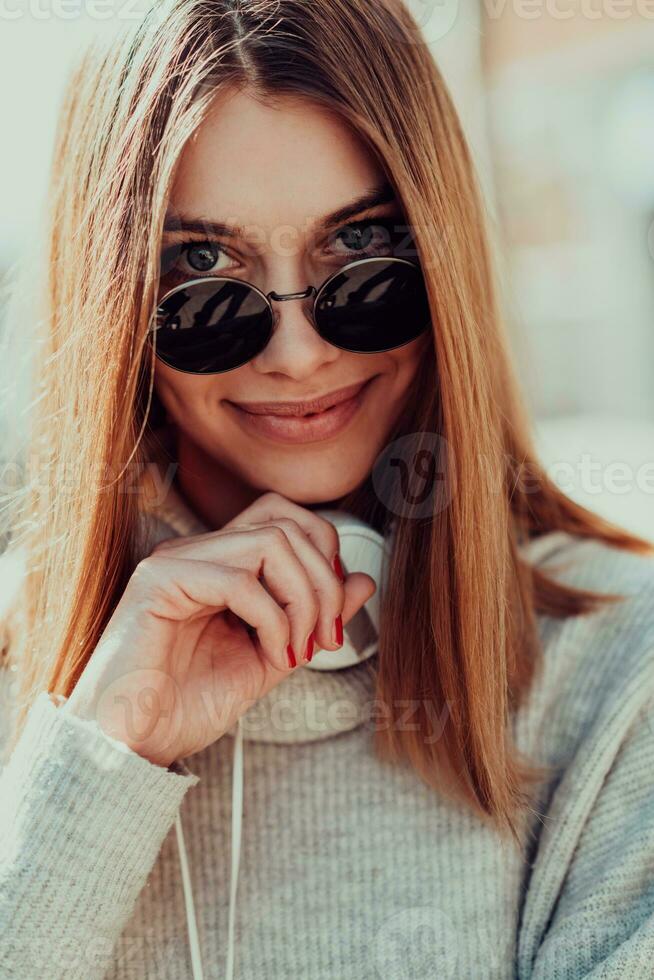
[266,284,318,329]
[267,284,317,303]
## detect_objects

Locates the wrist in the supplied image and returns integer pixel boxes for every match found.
[60,699,176,769]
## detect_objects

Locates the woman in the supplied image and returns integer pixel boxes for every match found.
[1,1,654,978]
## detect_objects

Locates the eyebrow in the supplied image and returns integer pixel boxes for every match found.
[162,179,398,239]
[321,179,398,227]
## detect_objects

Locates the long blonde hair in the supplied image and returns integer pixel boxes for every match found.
[1,0,651,846]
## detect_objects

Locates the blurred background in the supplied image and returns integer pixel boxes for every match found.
[1,1,654,538]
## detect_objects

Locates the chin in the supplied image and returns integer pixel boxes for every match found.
[244,457,369,505]
[257,478,357,507]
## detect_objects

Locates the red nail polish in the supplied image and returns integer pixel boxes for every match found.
[305,632,315,662]
[334,615,343,646]
[287,644,297,668]
[333,553,345,583]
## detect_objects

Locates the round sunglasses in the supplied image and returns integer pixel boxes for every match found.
[148,255,431,375]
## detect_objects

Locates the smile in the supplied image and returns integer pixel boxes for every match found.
[225,377,377,445]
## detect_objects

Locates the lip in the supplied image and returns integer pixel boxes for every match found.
[230,379,371,417]
[226,377,376,445]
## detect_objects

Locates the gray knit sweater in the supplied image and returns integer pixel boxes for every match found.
[2,490,654,979]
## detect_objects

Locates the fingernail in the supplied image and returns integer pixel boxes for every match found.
[287,643,297,668]
[333,553,345,583]
[305,631,315,662]
[333,615,343,647]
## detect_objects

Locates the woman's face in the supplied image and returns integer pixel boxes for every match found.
[154,87,429,506]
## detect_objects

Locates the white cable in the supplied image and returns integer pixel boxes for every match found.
[175,807,205,980]
[225,714,244,980]
[175,715,244,980]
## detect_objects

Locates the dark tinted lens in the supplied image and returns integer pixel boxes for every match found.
[314,258,431,354]
[153,278,273,374]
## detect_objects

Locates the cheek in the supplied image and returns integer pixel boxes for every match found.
[389,335,430,386]
[153,364,223,419]
[369,338,430,421]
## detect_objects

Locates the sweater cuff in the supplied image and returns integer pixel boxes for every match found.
[0,690,200,883]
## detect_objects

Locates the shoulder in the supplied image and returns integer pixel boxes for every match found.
[524,528,654,602]
[516,533,654,975]
[515,531,654,765]
[523,529,654,649]
[551,533,654,678]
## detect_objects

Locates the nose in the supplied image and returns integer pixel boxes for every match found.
[249,274,341,380]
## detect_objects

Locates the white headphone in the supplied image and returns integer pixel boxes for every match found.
[305,509,393,670]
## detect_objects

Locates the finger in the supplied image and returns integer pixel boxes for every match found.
[152,513,378,659]
[146,527,321,667]
[129,554,292,671]
[312,571,378,653]
[149,495,348,636]
[221,491,342,568]
[248,518,344,655]
[152,499,340,570]
[173,517,343,657]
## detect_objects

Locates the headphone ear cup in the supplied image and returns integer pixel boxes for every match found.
[306,509,390,670]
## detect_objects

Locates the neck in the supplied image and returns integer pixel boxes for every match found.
[172,428,260,531]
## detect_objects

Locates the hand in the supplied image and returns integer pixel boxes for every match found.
[61,492,377,768]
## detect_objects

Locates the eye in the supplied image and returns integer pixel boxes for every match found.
[329,220,393,258]
[160,240,234,279]
[183,241,228,273]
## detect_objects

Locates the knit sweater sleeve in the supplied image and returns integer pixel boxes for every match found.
[0,678,201,979]
[528,691,654,979]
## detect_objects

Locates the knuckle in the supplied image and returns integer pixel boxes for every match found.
[319,581,344,619]
[289,582,320,622]
[130,554,164,596]
[307,592,321,623]
[329,576,346,605]
[273,605,290,636]
[231,566,258,590]
[262,524,291,548]
[150,537,174,555]
[260,490,284,507]
[133,554,156,578]
[319,519,340,555]
[275,517,301,537]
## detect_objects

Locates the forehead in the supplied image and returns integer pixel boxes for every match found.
[168,87,387,236]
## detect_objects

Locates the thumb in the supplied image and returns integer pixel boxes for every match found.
[341,571,377,626]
